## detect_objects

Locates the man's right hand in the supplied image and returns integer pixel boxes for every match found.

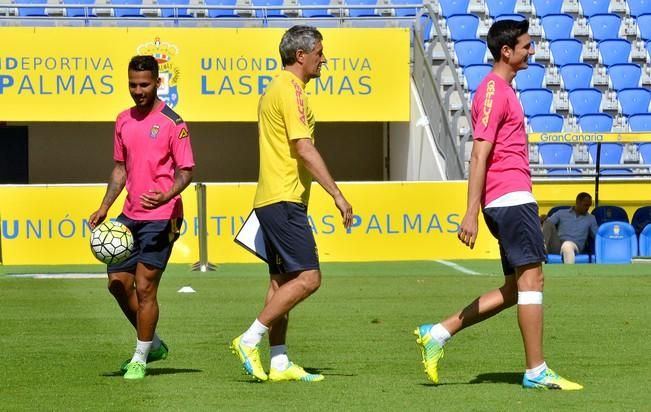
[457,212,479,249]
[334,193,353,229]
[88,208,107,230]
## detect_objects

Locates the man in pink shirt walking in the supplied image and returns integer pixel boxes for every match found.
[89,55,195,380]
[414,20,582,390]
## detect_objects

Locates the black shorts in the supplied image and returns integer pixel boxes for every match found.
[107,213,182,273]
[255,201,320,275]
[483,203,546,276]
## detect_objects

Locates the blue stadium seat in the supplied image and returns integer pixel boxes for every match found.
[636,13,651,41]
[629,113,651,131]
[617,87,651,117]
[529,113,564,132]
[579,0,609,17]
[62,0,95,16]
[493,13,526,21]
[546,168,583,176]
[568,88,602,116]
[515,63,545,91]
[632,206,651,235]
[539,143,573,164]
[607,63,641,91]
[17,0,47,16]
[627,0,651,18]
[485,0,516,18]
[588,13,621,41]
[205,0,238,17]
[111,0,144,17]
[579,113,613,132]
[541,13,574,41]
[595,221,637,263]
[559,63,593,90]
[599,168,633,175]
[454,39,487,67]
[639,224,651,256]
[390,0,420,16]
[520,88,554,117]
[253,0,285,17]
[158,0,191,17]
[588,143,623,164]
[532,0,563,16]
[592,205,629,224]
[439,0,470,17]
[298,0,332,17]
[463,64,492,92]
[346,0,379,17]
[446,14,479,41]
[550,39,583,66]
[598,39,631,66]
[639,142,651,162]
[548,205,571,217]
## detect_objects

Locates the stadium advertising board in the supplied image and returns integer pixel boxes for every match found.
[529,132,651,143]
[0,181,649,265]
[0,27,409,121]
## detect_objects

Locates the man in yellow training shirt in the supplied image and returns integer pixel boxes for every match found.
[230,25,353,383]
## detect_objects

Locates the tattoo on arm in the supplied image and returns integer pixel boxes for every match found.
[167,168,193,200]
[100,163,126,210]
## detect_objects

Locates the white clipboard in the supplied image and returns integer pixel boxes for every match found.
[234,210,269,263]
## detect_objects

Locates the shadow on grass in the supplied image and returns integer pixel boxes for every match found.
[305,366,357,377]
[469,372,522,385]
[233,366,356,383]
[417,372,522,387]
[101,368,203,377]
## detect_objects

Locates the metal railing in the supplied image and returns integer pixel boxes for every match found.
[412,4,466,179]
[0,3,423,26]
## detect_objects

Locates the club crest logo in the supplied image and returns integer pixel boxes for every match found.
[137,37,180,108]
[150,124,160,139]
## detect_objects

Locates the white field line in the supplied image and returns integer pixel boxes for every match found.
[434,260,480,275]
[8,273,105,279]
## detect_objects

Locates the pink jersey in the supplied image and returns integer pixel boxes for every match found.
[114,102,195,220]
[471,72,531,207]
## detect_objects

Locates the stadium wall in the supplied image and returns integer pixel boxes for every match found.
[18,121,386,183]
[0,181,647,265]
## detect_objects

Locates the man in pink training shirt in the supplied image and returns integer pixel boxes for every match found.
[89,55,195,380]
[415,20,582,390]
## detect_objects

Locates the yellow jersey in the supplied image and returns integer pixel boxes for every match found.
[254,70,315,208]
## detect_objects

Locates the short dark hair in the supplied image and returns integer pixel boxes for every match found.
[576,192,592,202]
[486,19,530,61]
[128,55,159,79]
[279,25,323,66]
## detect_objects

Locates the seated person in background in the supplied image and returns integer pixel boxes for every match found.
[543,192,599,264]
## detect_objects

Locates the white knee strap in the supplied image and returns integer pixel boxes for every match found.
[518,291,543,305]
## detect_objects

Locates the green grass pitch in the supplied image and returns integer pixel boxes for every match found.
[1,261,648,411]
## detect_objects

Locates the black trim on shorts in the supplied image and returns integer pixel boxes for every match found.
[483,202,546,276]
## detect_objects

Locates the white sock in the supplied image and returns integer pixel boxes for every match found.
[152,334,161,351]
[131,339,153,364]
[525,361,547,379]
[429,323,452,346]
[241,319,269,348]
[270,344,289,371]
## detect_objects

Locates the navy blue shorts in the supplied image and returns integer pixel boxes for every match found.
[107,213,182,273]
[255,201,320,275]
[483,203,546,276]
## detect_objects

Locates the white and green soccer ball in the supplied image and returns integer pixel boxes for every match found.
[90,221,135,265]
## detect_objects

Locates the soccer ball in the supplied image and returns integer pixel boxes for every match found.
[90,221,135,265]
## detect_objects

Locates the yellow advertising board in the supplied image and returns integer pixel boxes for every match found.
[1,181,649,265]
[0,27,410,122]
[528,132,651,143]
